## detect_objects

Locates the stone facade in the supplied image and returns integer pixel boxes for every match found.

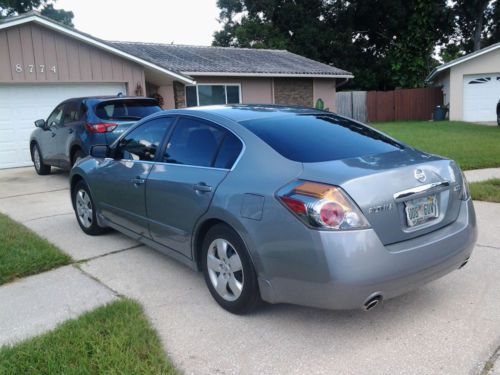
[173,81,186,108]
[273,78,314,107]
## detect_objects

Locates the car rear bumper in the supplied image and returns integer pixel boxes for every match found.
[259,199,477,310]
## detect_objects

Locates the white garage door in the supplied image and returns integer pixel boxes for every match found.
[463,74,500,122]
[0,83,126,169]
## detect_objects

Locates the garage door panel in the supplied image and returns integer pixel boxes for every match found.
[0,83,126,169]
[463,74,500,122]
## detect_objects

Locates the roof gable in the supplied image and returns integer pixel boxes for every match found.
[426,42,500,82]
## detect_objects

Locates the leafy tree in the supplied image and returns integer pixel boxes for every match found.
[0,0,74,27]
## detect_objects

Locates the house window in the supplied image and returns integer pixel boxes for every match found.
[185,84,241,107]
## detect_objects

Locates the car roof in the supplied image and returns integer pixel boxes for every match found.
[169,104,326,123]
[60,96,158,104]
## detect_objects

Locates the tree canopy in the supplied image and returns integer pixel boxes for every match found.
[0,0,74,27]
[213,0,499,90]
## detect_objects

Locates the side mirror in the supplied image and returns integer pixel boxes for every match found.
[89,145,110,158]
[34,119,47,129]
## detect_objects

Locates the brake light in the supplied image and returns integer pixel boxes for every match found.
[277,181,370,230]
[85,123,118,133]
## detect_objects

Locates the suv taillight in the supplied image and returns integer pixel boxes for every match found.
[85,123,118,133]
[277,180,370,230]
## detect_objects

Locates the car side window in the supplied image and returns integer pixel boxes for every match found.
[163,117,225,167]
[46,104,65,128]
[63,101,82,124]
[116,117,174,161]
[214,133,243,169]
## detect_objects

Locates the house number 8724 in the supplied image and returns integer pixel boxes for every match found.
[15,64,57,74]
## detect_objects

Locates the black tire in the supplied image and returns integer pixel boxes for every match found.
[72,180,108,235]
[201,224,261,314]
[31,143,51,175]
[71,149,85,167]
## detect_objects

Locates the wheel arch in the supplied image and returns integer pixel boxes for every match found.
[69,173,85,209]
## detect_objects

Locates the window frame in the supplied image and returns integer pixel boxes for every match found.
[158,114,245,171]
[114,115,177,163]
[46,103,66,128]
[185,83,242,107]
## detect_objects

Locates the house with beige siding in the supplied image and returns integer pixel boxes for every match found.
[426,42,500,122]
[0,11,352,169]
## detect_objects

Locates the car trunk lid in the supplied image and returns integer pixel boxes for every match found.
[300,149,464,245]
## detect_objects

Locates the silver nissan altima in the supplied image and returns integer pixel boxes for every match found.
[70,105,477,314]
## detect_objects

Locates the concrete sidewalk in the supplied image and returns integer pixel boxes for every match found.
[464,168,500,183]
[1,167,500,375]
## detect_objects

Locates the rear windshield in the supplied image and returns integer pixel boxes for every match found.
[95,100,161,121]
[240,114,403,163]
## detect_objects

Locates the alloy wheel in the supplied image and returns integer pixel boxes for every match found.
[206,238,244,301]
[75,189,93,228]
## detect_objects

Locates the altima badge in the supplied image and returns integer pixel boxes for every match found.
[414,168,426,183]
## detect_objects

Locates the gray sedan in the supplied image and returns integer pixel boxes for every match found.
[70,105,477,314]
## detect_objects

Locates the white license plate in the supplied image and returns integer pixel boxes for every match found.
[404,195,438,227]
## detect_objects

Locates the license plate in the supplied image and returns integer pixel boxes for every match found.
[404,195,438,227]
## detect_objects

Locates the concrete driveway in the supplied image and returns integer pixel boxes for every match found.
[1,167,499,375]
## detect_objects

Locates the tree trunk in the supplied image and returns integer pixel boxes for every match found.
[472,0,489,51]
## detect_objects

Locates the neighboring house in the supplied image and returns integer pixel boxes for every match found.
[426,42,500,122]
[0,12,352,169]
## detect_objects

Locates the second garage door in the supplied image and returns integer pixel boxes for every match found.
[0,83,126,169]
[463,74,500,122]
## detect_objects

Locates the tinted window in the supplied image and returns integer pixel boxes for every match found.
[95,99,160,121]
[64,101,83,123]
[164,117,225,167]
[46,104,65,127]
[240,114,403,163]
[116,117,173,161]
[186,86,197,107]
[214,133,243,169]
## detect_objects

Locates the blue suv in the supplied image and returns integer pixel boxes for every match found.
[30,96,161,175]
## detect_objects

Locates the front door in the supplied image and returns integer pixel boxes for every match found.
[40,104,65,165]
[146,116,243,258]
[91,117,174,237]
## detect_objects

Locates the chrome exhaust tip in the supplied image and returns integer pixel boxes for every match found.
[363,295,383,311]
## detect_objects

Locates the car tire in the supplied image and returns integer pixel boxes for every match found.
[31,143,51,175]
[201,224,261,314]
[71,149,85,167]
[72,180,108,235]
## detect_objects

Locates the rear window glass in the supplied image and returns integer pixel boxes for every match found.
[240,114,403,163]
[95,100,160,121]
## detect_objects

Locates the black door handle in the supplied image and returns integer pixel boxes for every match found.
[193,183,212,193]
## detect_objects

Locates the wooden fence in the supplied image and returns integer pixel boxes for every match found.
[335,87,443,122]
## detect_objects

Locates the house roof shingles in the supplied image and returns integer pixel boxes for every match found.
[109,41,352,77]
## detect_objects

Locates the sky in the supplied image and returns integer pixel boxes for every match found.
[56,0,221,45]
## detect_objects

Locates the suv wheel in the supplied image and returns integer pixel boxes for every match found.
[32,144,51,175]
[72,180,108,235]
[202,224,261,314]
[72,149,85,167]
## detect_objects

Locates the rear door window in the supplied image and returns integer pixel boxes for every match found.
[163,117,225,167]
[63,101,83,124]
[214,133,243,169]
[240,114,403,163]
[95,100,161,121]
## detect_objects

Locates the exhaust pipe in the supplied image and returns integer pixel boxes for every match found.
[363,294,383,311]
[459,257,470,269]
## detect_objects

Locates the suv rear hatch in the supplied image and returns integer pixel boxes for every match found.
[92,98,161,143]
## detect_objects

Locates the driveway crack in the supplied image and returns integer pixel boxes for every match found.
[0,188,69,200]
[76,244,143,263]
[479,342,500,375]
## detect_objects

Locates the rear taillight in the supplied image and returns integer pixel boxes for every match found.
[85,123,118,133]
[277,181,370,230]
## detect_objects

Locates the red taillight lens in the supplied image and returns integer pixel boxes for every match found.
[85,123,118,133]
[319,202,345,227]
[277,181,370,230]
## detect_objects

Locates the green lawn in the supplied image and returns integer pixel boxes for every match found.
[371,121,500,171]
[470,179,500,203]
[0,299,177,374]
[0,213,71,285]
